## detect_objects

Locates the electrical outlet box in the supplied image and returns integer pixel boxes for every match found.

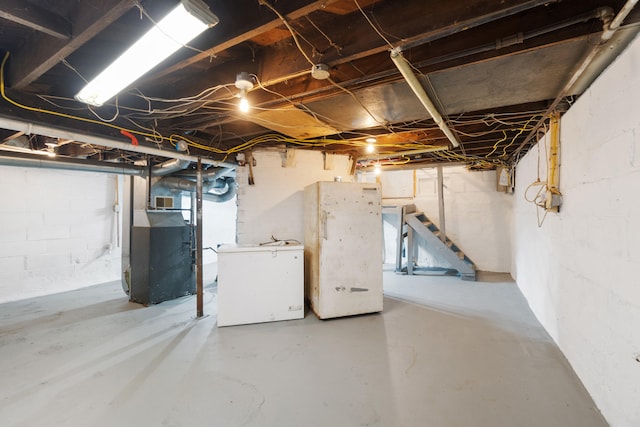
[545,191,563,211]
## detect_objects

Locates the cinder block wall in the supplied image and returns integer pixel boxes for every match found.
[0,167,122,303]
[381,166,513,272]
[236,149,353,244]
[513,35,640,426]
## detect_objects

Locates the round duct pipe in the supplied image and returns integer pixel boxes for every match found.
[156,176,237,203]
[0,150,145,175]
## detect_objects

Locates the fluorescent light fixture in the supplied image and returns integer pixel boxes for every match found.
[75,0,219,106]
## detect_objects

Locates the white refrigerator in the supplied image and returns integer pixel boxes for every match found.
[304,181,383,319]
[216,244,304,327]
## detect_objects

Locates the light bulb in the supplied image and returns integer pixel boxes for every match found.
[374,164,381,175]
[366,143,375,153]
[239,96,250,113]
[365,137,376,143]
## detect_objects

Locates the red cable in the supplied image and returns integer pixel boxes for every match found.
[120,129,138,146]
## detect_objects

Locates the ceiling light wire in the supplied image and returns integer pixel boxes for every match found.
[406,58,464,154]
[136,1,210,56]
[250,74,377,133]
[259,0,315,67]
[353,0,395,49]
[87,96,120,122]
[61,58,89,84]
[327,77,393,133]
[304,15,343,55]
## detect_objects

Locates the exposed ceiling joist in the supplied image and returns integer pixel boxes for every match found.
[0,0,638,169]
[144,0,347,84]
[6,0,137,89]
[0,0,71,39]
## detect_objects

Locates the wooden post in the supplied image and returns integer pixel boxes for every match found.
[196,158,203,318]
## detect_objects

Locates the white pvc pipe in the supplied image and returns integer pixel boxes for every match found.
[390,48,459,147]
[602,0,638,40]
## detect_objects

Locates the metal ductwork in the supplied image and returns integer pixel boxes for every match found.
[175,166,235,180]
[149,140,192,176]
[156,176,237,203]
[203,177,237,203]
[151,158,192,176]
[0,150,145,175]
[0,116,236,168]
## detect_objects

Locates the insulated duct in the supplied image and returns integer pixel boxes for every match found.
[390,48,460,148]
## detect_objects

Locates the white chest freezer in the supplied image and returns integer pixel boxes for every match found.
[216,244,304,327]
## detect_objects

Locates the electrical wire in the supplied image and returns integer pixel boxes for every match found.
[0,51,234,155]
[259,0,315,67]
[88,96,120,122]
[485,131,508,158]
[353,0,395,49]
[304,16,342,55]
[134,1,211,57]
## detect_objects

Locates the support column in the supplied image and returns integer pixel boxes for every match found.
[437,165,446,242]
[196,158,203,317]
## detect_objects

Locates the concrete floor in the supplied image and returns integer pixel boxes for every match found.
[0,271,606,427]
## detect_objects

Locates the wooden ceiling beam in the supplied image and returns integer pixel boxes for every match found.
[164,0,568,103]
[257,0,561,83]
[143,0,348,84]
[167,26,593,132]
[0,0,71,39]
[6,0,137,89]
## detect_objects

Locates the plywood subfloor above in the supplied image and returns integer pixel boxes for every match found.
[248,106,339,139]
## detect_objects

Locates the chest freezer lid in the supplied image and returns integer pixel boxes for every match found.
[217,244,303,254]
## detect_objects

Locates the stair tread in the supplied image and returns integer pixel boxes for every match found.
[405,212,476,268]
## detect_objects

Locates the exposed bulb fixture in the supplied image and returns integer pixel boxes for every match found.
[311,63,330,80]
[75,0,219,106]
[235,72,254,113]
[238,96,250,113]
[365,137,376,153]
[374,164,381,175]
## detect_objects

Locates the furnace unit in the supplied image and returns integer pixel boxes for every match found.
[129,210,195,304]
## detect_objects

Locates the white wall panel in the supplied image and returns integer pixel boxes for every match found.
[236,149,353,244]
[382,166,513,272]
[513,34,640,427]
[0,166,122,303]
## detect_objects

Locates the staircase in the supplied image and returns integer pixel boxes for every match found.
[401,205,476,281]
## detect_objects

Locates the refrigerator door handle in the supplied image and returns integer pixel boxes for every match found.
[321,209,328,240]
